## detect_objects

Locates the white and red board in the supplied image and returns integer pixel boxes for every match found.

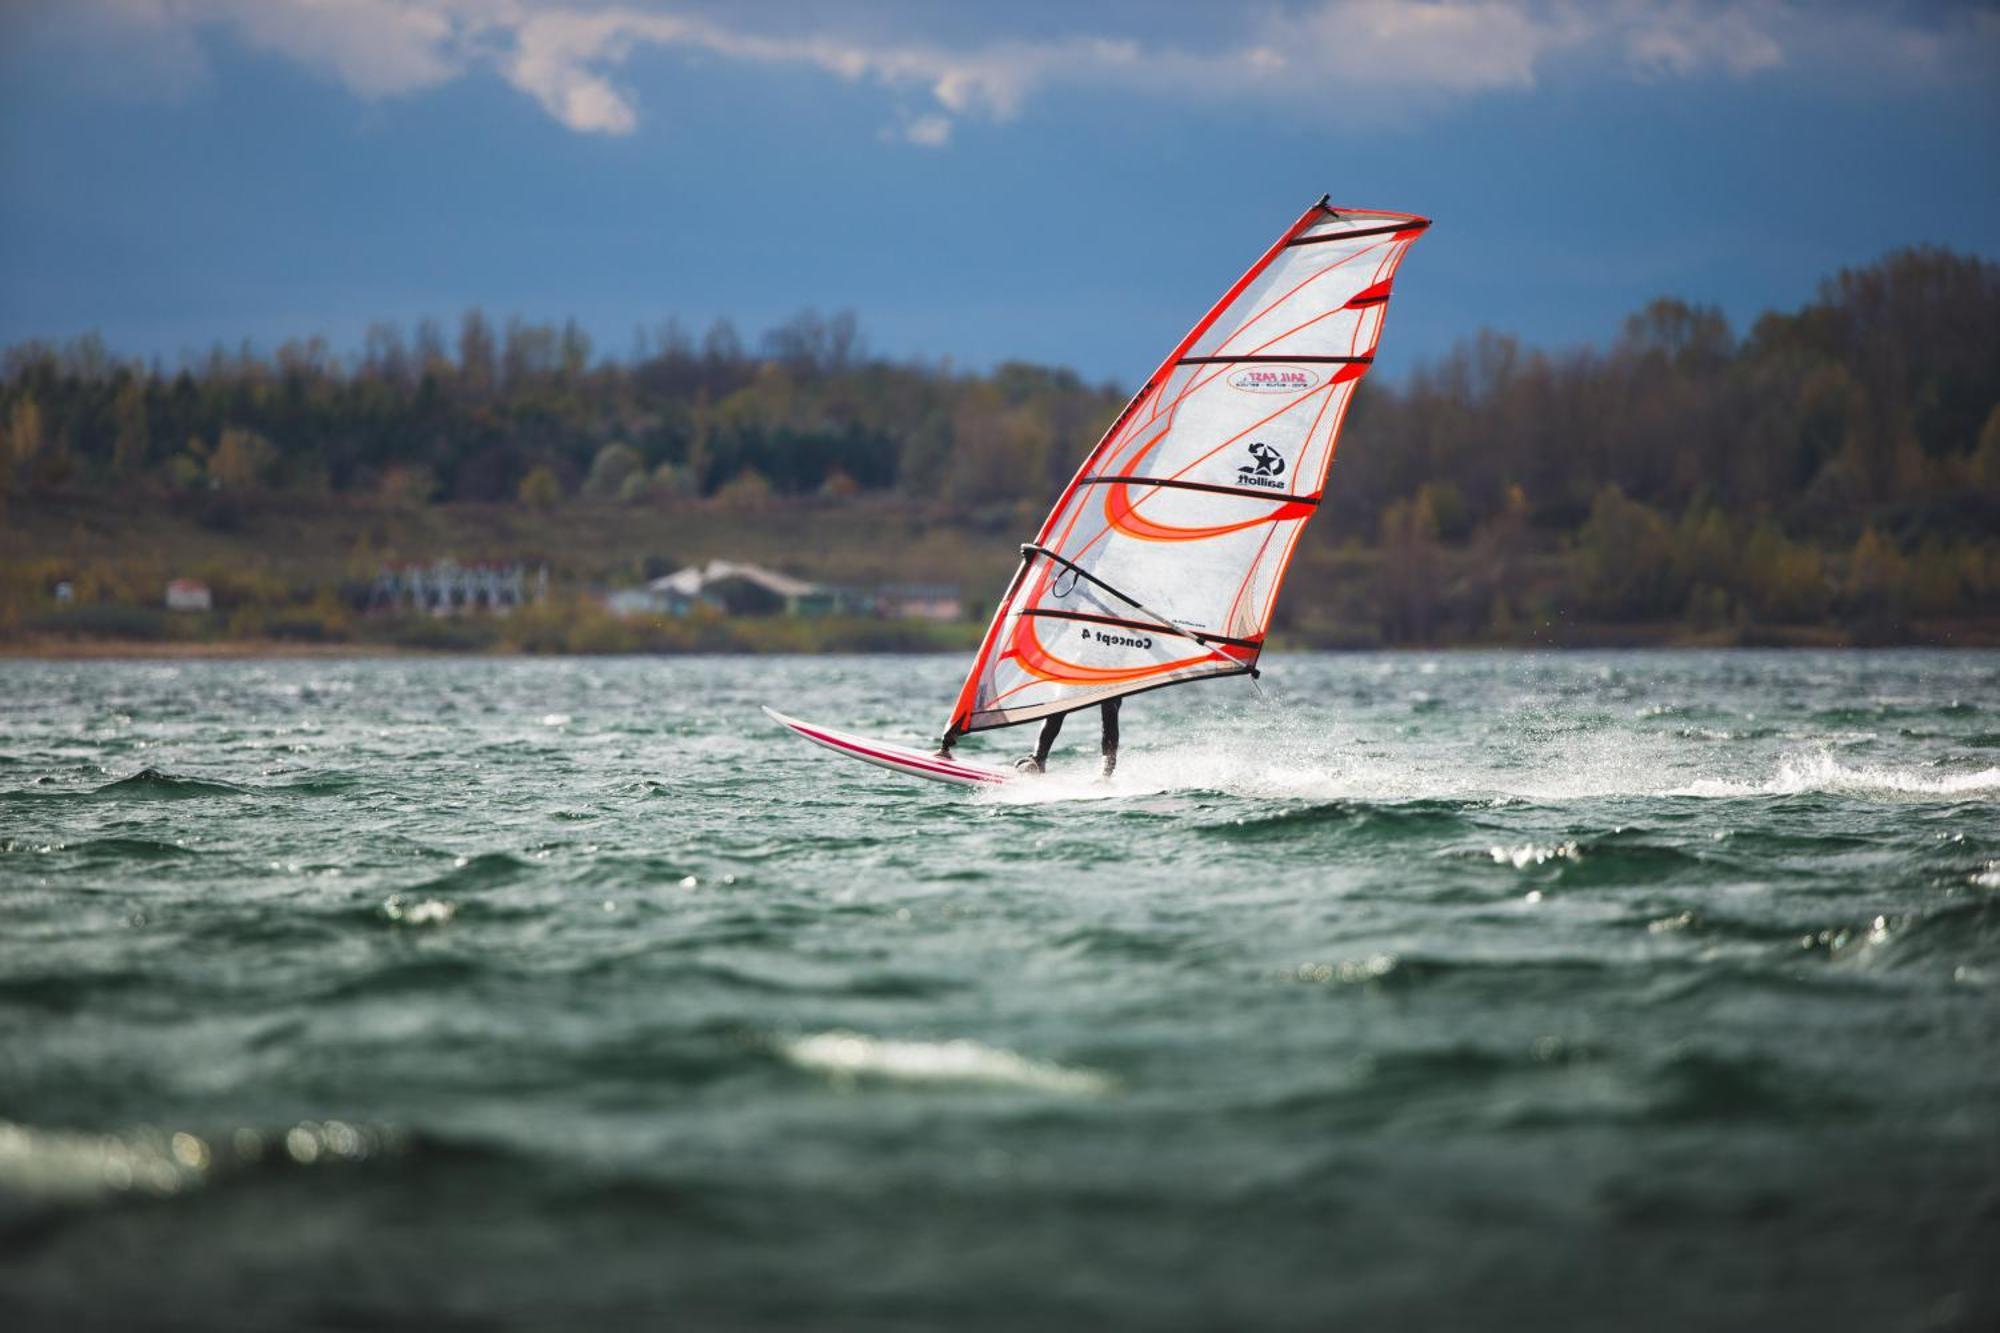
[762,707,1013,788]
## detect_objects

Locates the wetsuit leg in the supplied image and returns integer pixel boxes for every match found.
[1033,712,1065,767]
[1100,698,1121,777]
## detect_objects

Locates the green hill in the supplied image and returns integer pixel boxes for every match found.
[4,250,1997,652]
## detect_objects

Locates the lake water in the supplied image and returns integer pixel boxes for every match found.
[2,651,1996,1329]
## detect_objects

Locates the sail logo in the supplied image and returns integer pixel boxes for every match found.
[1080,626,1152,650]
[1238,441,1287,489]
[1227,366,1320,394]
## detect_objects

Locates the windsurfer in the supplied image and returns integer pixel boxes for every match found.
[1012,698,1121,778]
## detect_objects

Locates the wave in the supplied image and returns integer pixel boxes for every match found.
[979,724,1996,809]
[1859,898,1999,972]
[88,768,249,800]
[380,895,457,927]
[405,850,530,895]
[67,836,195,863]
[1200,798,1475,841]
[263,772,366,797]
[1642,1048,1853,1123]
[0,1116,408,1210]
[1671,751,2000,800]
[9,769,369,804]
[780,1031,1114,1095]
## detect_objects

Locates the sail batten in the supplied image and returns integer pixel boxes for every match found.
[945,198,1428,737]
[1076,474,1321,506]
[1176,354,1373,367]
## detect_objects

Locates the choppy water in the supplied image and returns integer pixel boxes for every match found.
[2,651,1997,1330]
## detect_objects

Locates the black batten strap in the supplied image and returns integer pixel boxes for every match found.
[1022,608,1261,652]
[1020,543,1149,613]
[1017,544,1249,658]
[1078,474,1318,505]
[1285,217,1431,247]
[1175,353,1373,366]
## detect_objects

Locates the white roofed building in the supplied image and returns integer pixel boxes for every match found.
[165,579,213,612]
[607,560,833,617]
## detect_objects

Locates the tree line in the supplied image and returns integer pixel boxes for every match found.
[3,246,1997,640]
[0,306,1126,510]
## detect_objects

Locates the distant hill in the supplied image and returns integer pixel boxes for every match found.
[3,249,1997,651]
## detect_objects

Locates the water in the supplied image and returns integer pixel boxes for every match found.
[2,651,1996,1330]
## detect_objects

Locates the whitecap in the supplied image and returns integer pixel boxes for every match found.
[1671,751,2000,800]
[0,1117,399,1203]
[782,1031,1113,1095]
[382,895,455,925]
[0,1121,207,1201]
[1489,841,1580,868]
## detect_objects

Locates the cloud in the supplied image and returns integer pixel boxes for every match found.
[1269,0,1579,95]
[899,113,953,149]
[504,7,648,132]
[58,1,2000,141]
[1613,1,1785,78]
[226,0,462,97]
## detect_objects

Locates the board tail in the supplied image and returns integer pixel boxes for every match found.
[763,707,1012,788]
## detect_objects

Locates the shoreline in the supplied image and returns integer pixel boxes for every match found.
[5,628,1997,661]
[0,638,426,660]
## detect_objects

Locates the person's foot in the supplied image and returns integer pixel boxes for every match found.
[1012,755,1045,774]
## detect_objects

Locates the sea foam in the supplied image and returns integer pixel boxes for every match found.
[782,1031,1114,1095]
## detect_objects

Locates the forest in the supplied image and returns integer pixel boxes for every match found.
[3,245,1997,651]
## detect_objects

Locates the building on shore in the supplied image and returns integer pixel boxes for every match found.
[603,561,959,621]
[606,560,838,617]
[369,561,549,616]
[164,579,213,612]
[875,584,964,622]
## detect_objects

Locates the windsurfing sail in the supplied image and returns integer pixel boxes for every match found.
[944,197,1430,737]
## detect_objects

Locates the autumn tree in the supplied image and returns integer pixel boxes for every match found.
[207,427,276,489]
[582,442,643,500]
[111,378,150,478]
[458,309,497,397]
[7,394,45,481]
[518,464,561,511]
[1378,486,1442,642]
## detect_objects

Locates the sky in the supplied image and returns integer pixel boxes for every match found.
[1,0,1995,383]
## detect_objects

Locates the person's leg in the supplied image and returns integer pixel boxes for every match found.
[1033,712,1064,766]
[1100,697,1121,778]
[1015,712,1064,772]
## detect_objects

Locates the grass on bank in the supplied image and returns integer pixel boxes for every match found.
[5,490,1999,653]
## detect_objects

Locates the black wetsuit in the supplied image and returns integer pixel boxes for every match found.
[1032,698,1122,776]
[937,697,1122,776]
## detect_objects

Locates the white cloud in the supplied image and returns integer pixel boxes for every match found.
[1271,0,1580,95]
[899,113,953,149]
[62,1,2000,141]
[1613,0,1785,79]
[224,0,463,97]
[504,7,646,132]
[93,0,468,98]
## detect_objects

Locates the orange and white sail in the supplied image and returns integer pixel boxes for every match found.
[945,197,1429,736]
